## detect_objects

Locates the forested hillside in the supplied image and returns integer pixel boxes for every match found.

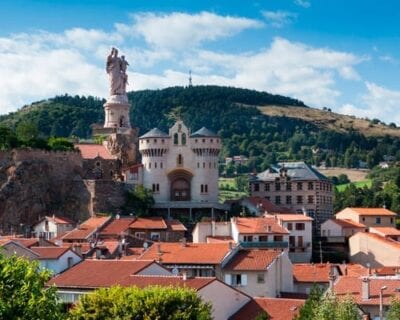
[1,85,400,172]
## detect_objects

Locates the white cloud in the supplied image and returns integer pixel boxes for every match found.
[379,55,398,65]
[122,11,263,49]
[294,0,311,8]
[262,11,297,28]
[339,82,400,124]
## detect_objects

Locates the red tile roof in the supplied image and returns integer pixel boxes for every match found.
[206,236,234,243]
[231,297,305,320]
[373,266,400,276]
[47,260,157,288]
[75,143,117,160]
[166,219,187,232]
[244,196,294,214]
[334,276,400,306]
[234,217,289,235]
[100,217,136,237]
[34,216,75,225]
[30,246,74,260]
[95,240,120,255]
[369,227,400,236]
[341,207,397,216]
[274,214,313,222]
[224,249,281,271]
[61,216,112,241]
[138,242,232,265]
[331,219,366,228]
[129,217,168,230]
[0,237,40,248]
[338,264,368,277]
[293,263,334,283]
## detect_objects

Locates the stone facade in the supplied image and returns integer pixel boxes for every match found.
[139,121,221,204]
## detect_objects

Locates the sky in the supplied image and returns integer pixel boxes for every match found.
[1,0,400,124]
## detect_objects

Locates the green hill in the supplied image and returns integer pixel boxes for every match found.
[1,85,400,171]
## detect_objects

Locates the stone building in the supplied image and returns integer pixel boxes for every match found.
[139,120,226,218]
[249,162,333,230]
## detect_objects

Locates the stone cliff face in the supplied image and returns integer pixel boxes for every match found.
[0,157,92,232]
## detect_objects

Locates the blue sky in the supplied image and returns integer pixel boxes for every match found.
[1,0,400,123]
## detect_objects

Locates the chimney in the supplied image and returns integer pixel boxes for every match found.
[181,237,187,247]
[211,220,216,237]
[361,277,370,300]
[367,263,371,276]
[267,225,272,232]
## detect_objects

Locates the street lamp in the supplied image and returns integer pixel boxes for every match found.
[379,285,387,320]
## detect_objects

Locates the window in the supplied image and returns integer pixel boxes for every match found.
[173,133,178,145]
[197,162,200,168]
[205,185,208,193]
[259,235,268,241]
[202,139,205,143]
[265,183,270,191]
[232,274,247,286]
[154,162,157,169]
[201,184,208,193]
[275,196,281,204]
[257,274,265,283]
[296,195,303,204]
[203,162,205,169]
[274,235,283,242]
[243,235,253,242]
[149,162,151,169]
[287,223,293,231]
[152,184,160,193]
[67,257,74,268]
[135,232,145,239]
[154,139,157,143]
[308,195,314,204]
[391,218,394,224]
[275,183,281,191]
[295,223,305,230]
[308,182,314,190]
[177,154,183,166]
[181,133,187,145]
[286,182,292,191]
[254,183,260,192]
[297,182,303,190]
[161,139,165,144]
[376,217,381,224]
[286,195,292,205]
[151,232,160,241]
[160,162,163,169]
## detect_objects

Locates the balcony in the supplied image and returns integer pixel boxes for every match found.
[239,241,289,249]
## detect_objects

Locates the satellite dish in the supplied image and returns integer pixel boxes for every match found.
[143,242,148,249]
[172,268,179,276]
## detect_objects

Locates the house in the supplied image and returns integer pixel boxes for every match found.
[0,239,40,260]
[231,217,289,249]
[240,196,293,216]
[292,263,339,294]
[335,207,397,228]
[60,216,112,243]
[333,276,400,319]
[320,218,367,238]
[137,242,234,278]
[369,227,400,241]
[349,232,400,267]
[249,162,333,230]
[47,259,251,320]
[123,163,144,185]
[128,217,187,242]
[231,297,305,320]
[192,220,232,243]
[273,214,313,263]
[32,215,76,240]
[30,246,82,274]
[222,249,293,297]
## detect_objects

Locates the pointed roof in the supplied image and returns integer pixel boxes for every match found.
[190,127,218,137]
[139,128,169,139]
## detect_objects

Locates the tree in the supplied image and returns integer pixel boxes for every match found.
[387,298,400,320]
[124,185,155,216]
[68,285,212,320]
[0,125,18,150]
[295,284,323,320]
[47,137,75,151]
[16,121,39,142]
[0,254,64,320]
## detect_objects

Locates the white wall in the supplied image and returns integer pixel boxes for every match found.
[198,280,250,320]
[137,263,172,276]
[40,251,82,274]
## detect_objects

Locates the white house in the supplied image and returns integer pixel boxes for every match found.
[320,218,366,238]
[30,246,82,274]
[222,249,293,297]
[32,215,76,240]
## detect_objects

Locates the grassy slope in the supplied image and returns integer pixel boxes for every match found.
[258,105,400,137]
[336,180,373,192]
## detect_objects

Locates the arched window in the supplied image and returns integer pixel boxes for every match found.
[177,154,183,166]
[181,133,187,145]
[173,133,178,145]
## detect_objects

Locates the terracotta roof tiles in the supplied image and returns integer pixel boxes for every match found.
[341,207,397,216]
[30,246,74,260]
[61,216,111,241]
[138,242,232,264]
[224,249,281,271]
[129,217,168,230]
[331,219,366,228]
[293,263,334,283]
[274,214,313,222]
[75,143,117,160]
[234,217,289,235]
[100,217,136,237]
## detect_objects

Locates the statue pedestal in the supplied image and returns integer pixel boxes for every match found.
[103,94,131,129]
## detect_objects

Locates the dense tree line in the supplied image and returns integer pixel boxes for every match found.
[1,86,400,171]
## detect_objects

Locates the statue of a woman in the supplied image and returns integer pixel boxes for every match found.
[106,48,125,95]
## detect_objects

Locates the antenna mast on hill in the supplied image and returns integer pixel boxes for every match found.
[188,70,193,87]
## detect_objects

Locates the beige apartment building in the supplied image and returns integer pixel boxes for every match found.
[335,207,397,228]
[249,162,333,229]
